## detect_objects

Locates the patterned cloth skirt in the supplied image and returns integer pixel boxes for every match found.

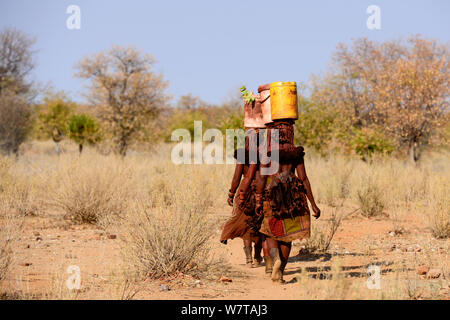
[259,171,311,242]
[220,187,260,242]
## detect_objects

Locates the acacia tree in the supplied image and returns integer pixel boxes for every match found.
[0,27,36,98]
[75,46,169,156]
[0,91,32,155]
[0,28,36,155]
[311,36,449,161]
[67,114,101,155]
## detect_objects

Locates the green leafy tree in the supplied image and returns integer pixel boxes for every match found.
[294,96,347,156]
[67,114,101,155]
[35,93,75,154]
[351,127,394,161]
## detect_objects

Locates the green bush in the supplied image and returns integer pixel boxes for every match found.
[351,127,394,161]
[67,113,101,154]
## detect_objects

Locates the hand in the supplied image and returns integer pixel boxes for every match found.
[227,190,235,207]
[312,204,321,219]
[255,202,263,215]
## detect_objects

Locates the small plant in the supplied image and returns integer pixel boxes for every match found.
[357,180,385,218]
[240,86,255,104]
[305,207,343,253]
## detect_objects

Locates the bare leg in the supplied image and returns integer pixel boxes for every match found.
[261,235,272,274]
[265,238,284,282]
[253,236,263,266]
[243,239,253,267]
[278,241,292,275]
[262,235,270,257]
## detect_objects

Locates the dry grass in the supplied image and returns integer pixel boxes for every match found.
[305,206,344,253]
[357,179,386,218]
[50,156,136,227]
[123,200,215,279]
[426,175,450,239]
[0,223,13,284]
[122,157,225,280]
[0,213,20,291]
[0,141,449,299]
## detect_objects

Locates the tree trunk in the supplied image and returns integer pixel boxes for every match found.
[79,143,83,155]
[409,141,421,163]
[118,138,127,157]
[55,142,60,156]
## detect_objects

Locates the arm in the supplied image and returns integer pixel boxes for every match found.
[296,162,321,219]
[237,163,257,205]
[228,163,244,206]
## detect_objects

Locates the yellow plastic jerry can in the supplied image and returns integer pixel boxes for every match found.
[269,81,298,121]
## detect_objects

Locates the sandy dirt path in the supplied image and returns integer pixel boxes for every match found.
[3,206,449,300]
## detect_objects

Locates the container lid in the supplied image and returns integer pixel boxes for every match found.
[270,81,297,88]
[258,84,270,92]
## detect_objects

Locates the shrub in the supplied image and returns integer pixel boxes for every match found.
[67,114,101,155]
[357,180,385,218]
[0,157,37,216]
[427,178,450,239]
[305,208,343,253]
[52,158,134,227]
[123,200,214,279]
[351,127,394,161]
[0,90,32,155]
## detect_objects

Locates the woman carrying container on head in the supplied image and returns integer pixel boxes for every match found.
[254,82,321,283]
[219,93,267,268]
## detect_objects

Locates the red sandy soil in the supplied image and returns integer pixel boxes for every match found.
[2,207,449,300]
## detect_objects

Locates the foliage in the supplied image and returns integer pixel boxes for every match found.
[311,36,449,162]
[0,28,36,155]
[350,127,394,161]
[240,85,255,103]
[67,114,101,154]
[0,90,33,155]
[294,96,345,156]
[0,27,36,99]
[75,46,169,156]
[35,93,75,143]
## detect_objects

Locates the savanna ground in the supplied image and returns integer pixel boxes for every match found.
[0,140,449,300]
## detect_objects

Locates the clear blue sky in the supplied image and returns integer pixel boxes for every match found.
[1,0,449,105]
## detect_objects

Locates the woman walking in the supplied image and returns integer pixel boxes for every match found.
[255,82,321,283]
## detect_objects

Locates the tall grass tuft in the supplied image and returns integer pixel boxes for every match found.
[51,156,136,227]
[123,201,214,279]
[426,176,450,239]
[357,178,386,218]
